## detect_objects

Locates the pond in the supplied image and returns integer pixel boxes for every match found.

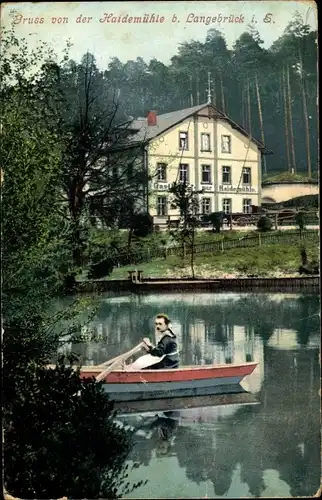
[60,291,320,498]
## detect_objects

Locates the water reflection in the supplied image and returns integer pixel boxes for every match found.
[57,292,320,498]
[123,345,320,498]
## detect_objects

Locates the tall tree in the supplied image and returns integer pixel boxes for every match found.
[56,52,148,267]
[295,54,312,177]
[233,27,271,169]
[204,29,231,109]
[255,72,267,174]
[281,67,292,171]
[286,65,296,171]
[168,181,203,278]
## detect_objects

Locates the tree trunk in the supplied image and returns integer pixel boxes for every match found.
[247,80,252,135]
[241,85,246,129]
[190,229,195,279]
[72,225,82,267]
[69,182,85,268]
[286,65,296,172]
[182,241,186,260]
[282,67,291,172]
[196,74,200,105]
[220,73,225,113]
[212,74,216,106]
[189,75,194,107]
[299,50,312,178]
[255,73,266,175]
[127,227,133,253]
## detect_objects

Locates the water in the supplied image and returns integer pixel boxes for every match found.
[60,292,321,498]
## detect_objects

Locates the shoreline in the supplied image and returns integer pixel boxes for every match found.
[76,275,320,294]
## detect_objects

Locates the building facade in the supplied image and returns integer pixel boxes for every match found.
[129,103,271,225]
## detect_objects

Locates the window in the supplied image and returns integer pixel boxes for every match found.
[157,196,167,216]
[179,131,189,150]
[222,198,232,214]
[221,135,231,153]
[222,166,231,184]
[156,163,167,181]
[201,165,211,184]
[179,163,189,183]
[243,167,251,185]
[201,133,211,152]
[201,198,211,214]
[243,198,252,214]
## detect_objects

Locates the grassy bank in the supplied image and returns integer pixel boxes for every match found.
[105,244,319,280]
[90,228,314,254]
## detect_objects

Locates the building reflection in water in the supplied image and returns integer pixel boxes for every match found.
[56,292,320,498]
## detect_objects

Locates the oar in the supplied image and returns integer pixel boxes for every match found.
[95,342,145,383]
[95,341,148,368]
[95,352,127,369]
[95,339,152,368]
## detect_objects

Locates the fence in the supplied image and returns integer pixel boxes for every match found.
[96,229,319,268]
[153,210,319,230]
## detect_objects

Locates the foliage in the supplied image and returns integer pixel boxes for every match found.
[99,13,317,176]
[4,358,146,499]
[168,181,203,278]
[282,194,319,209]
[1,28,73,345]
[84,223,159,278]
[298,246,319,275]
[262,172,318,183]
[203,212,225,233]
[257,215,273,232]
[88,257,115,280]
[53,52,148,266]
[295,211,307,230]
[131,213,154,238]
[1,28,141,499]
[84,229,124,278]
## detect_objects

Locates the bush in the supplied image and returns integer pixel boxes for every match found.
[257,215,273,232]
[4,359,144,499]
[88,257,114,279]
[295,211,307,230]
[131,213,154,238]
[204,212,225,233]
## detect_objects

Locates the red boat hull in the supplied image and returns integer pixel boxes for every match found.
[79,362,258,402]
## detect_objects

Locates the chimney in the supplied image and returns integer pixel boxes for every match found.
[147,110,157,126]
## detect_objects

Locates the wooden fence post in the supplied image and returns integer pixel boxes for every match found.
[221,240,224,253]
[258,232,262,247]
[274,213,278,231]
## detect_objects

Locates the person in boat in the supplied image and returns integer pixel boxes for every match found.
[142,313,179,370]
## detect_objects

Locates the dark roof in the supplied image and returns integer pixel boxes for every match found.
[128,103,272,154]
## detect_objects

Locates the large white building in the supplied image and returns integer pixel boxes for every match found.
[128,102,271,225]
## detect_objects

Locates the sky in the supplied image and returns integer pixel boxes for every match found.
[1,1,318,69]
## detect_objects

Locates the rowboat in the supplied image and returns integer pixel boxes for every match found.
[79,362,258,402]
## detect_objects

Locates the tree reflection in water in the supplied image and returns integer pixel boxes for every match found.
[56,292,320,497]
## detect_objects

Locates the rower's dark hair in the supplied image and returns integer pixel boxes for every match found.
[156,313,170,325]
